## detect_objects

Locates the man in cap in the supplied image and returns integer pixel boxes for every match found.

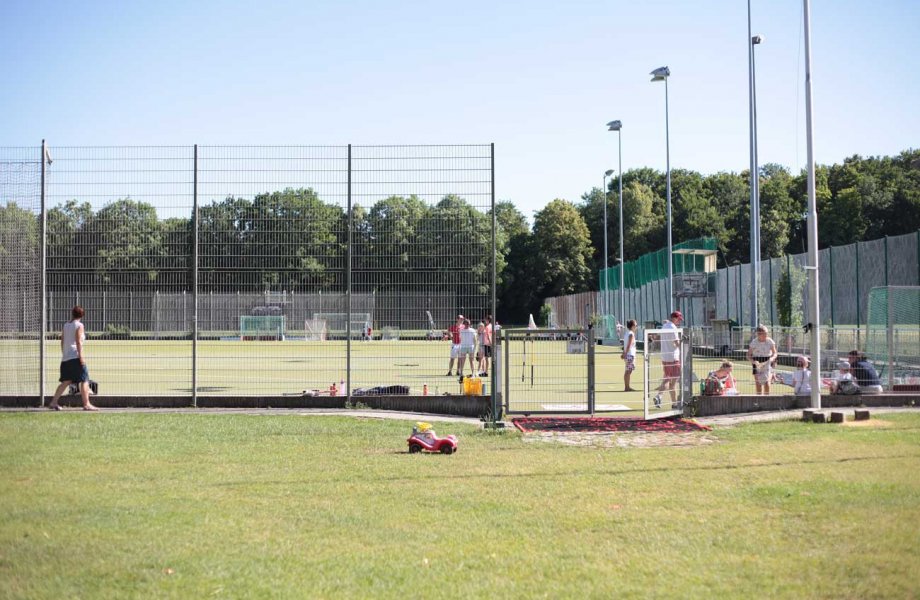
[445,314,465,376]
[653,311,684,409]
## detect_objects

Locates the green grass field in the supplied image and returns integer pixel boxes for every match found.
[2,411,919,598]
[2,339,800,415]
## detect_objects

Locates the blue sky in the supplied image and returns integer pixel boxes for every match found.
[2,0,917,219]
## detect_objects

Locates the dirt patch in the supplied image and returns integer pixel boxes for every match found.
[840,419,893,428]
[522,430,718,448]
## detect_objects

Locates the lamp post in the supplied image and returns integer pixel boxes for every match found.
[602,168,614,320]
[803,0,821,409]
[748,0,764,329]
[607,120,625,322]
[650,66,673,313]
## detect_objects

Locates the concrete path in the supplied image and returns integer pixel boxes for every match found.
[0,406,486,426]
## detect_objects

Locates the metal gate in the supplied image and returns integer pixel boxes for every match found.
[643,327,688,419]
[502,328,594,415]
[501,326,691,418]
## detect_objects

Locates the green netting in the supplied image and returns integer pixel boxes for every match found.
[600,237,717,292]
[865,286,920,386]
[240,315,286,340]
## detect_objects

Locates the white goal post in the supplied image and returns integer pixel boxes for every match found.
[314,312,372,339]
[304,319,327,342]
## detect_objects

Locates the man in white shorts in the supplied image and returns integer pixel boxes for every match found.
[445,315,464,376]
[654,311,684,409]
[457,318,477,382]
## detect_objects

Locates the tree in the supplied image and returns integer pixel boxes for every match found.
[494,201,537,322]
[246,188,344,290]
[620,181,663,260]
[89,199,165,286]
[531,199,593,297]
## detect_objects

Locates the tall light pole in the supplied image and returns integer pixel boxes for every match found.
[602,168,614,320]
[650,66,673,313]
[803,0,821,409]
[607,120,625,323]
[748,0,764,330]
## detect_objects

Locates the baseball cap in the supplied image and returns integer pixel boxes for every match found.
[837,359,850,369]
[670,311,683,321]
[457,314,464,319]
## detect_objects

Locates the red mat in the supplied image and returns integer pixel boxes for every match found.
[512,417,711,433]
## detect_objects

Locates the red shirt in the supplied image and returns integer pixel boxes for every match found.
[448,324,463,344]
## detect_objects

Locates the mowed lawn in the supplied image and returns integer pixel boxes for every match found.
[4,339,798,414]
[1,412,919,598]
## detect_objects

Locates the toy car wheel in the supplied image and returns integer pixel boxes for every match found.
[439,445,454,455]
[409,443,422,454]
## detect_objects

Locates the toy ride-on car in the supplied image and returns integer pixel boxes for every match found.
[407,422,458,455]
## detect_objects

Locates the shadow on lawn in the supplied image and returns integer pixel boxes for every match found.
[208,452,920,487]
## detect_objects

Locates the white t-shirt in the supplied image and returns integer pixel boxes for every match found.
[623,331,636,358]
[459,327,476,349]
[748,337,776,358]
[62,320,85,361]
[659,320,680,362]
[792,369,811,396]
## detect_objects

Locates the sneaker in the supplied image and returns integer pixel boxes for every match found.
[445,371,453,376]
[654,394,662,409]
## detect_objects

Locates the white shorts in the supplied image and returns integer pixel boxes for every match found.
[450,344,461,359]
[459,344,475,356]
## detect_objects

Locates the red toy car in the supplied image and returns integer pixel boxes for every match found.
[407,423,458,455]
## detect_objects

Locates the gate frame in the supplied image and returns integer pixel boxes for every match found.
[643,326,685,419]
[502,327,595,415]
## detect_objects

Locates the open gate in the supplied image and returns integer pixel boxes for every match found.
[501,326,690,418]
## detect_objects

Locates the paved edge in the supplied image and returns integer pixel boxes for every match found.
[695,406,920,427]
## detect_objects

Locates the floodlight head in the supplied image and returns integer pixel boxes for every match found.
[604,169,615,177]
[752,34,764,45]
[606,120,622,131]
[650,66,670,81]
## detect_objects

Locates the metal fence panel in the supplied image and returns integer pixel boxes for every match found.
[0,148,42,395]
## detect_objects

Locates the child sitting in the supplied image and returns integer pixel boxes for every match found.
[791,355,812,396]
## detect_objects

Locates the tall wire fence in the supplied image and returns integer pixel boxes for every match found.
[0,144,496,401]
[550,230,920,333]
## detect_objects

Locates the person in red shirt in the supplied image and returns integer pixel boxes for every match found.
[445,314,465,376]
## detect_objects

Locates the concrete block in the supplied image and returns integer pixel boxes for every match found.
[830,411,845,424]
[854,409,871,421]
[812,412,827,423]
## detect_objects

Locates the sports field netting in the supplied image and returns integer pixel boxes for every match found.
[0,144,496,399]
[0,148,42,395]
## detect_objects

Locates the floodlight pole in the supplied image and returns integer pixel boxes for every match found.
[602,171,610,320]
[748,0,762,330]
[617,129,624,323]
[803,0,821,409]
[664,77,673,313]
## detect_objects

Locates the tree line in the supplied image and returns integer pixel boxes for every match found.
[1,149,917,323]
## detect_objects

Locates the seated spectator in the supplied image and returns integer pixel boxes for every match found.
[791,355,812,396]
[828,359,854,393]
[847,350,883,394]
[704,361,737,396]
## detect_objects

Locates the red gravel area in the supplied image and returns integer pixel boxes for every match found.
[512,417,711,433]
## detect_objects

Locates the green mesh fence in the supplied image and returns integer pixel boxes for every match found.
[865,286,920,387]
[599,237,717,293]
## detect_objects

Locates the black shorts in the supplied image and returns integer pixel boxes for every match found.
[483,345,492,358]
[60,358,89,383]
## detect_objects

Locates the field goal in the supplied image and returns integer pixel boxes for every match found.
[314,312,372,340]
[305,319,327,342]
[240,315,286,341]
